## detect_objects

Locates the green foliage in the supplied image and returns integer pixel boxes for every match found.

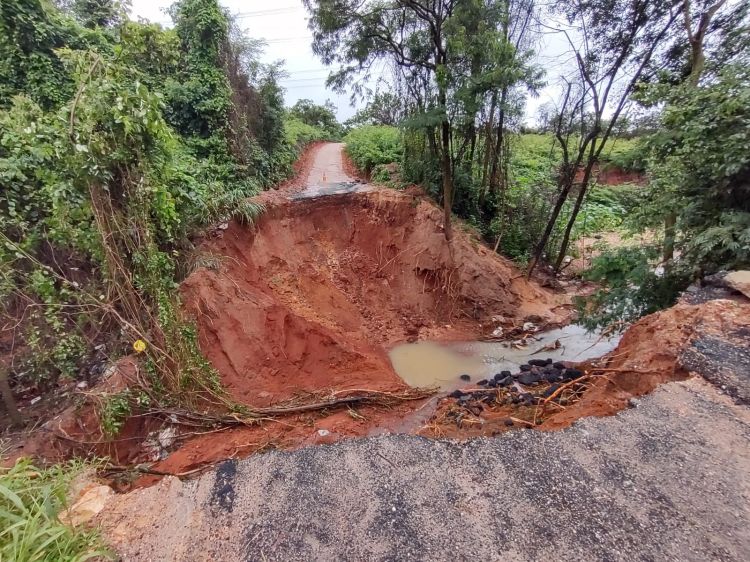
[100,390,133,437]
[571,185,643,238]
[643,64,750,274]
[288,98,341,138]
[0,458,111,561]
[344,126,402,174]
[600,137,647,173]
[344,92,404,128]
[579,64,750,330]
[0,0,75,109]
[165,0,232,162]
[0,0,319,413]
[577,246,688,331]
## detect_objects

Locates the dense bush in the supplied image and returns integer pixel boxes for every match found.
[0,0,326,409]
[344,125,402,174]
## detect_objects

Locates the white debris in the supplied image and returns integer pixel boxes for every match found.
[492,326,504,337]
[317,429,330,437]
[76,381,88,390]
[143,426,178,461]
[522,322,537,332]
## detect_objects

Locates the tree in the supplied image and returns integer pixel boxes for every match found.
[304,0,540,241]
[0,0,75,109]
[526,0,680,276]
[56,0,126,28]
[289,98,341,135]
[345,92,404,127]
[661,0,737,264]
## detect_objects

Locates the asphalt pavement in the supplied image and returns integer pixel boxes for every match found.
[101,377,750,562]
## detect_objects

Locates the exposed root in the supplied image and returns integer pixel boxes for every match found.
[145,387,435,428]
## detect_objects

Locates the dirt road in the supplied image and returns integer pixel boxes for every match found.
[100,378,750,561]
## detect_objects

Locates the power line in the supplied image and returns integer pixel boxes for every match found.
[233,6,303,18]
[262,36,313,43]
[149,5,304,26]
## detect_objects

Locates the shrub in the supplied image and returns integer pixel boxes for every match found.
[344,125,402,173]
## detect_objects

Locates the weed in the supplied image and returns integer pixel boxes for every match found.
[0,459,112,561]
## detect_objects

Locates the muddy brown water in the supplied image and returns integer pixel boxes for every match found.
[389,325,621,389]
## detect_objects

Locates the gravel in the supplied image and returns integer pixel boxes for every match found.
[101,378,750,562]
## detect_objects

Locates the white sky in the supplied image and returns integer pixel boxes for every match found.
[128,0,568,123]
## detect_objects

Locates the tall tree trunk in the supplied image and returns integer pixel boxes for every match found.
[489,87,508,192]
[436,67,453,241]
[1,366,22,426]
[554,159,597,271]
[526,166,576,277]
[480,92,497,191]
[441,115,453,241]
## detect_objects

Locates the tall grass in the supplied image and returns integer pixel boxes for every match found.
[0,459,111,561]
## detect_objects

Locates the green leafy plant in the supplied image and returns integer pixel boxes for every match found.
[0,459,111,561]
[344,126,402,175]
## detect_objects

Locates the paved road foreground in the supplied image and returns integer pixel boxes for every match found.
[101,378,750,561]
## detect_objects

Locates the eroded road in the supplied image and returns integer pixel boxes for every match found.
[97,144,750,561]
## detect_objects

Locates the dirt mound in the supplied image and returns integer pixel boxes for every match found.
[182,188,566,407]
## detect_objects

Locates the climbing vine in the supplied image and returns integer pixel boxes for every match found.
[0,0,327,424]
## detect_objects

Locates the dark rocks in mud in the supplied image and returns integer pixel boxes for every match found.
[449,390,465,399]
[553,361,566,370]
[518,372,542,386]
[520,364,532,372]
[528,358,552,367]
[496,376,513,387]
[477,379,488,386]
[563,369,584,380]
[460,374,471,382]
[543,383,561,398]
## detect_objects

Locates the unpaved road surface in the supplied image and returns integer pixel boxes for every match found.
[101,378,750,561]
[295,142,372,198]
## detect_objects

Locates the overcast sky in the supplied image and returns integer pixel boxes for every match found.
[129,0,568,123]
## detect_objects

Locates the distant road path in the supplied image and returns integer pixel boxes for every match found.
[295,142,372,199]
[101,378,750,561]
[305,142,354,185]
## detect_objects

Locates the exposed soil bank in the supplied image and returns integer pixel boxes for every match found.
[8,143,747,490]
[182,188,567,408]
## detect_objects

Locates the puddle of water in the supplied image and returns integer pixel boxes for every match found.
[389,325,621,389]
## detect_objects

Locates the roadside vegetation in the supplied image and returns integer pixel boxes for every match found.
[0,458,110,561]
[0,0,333,427]
[308,0,749,329]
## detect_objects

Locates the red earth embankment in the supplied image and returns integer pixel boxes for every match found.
[182,188,568,407]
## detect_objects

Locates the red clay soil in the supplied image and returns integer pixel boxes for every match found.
[135,187,569,481]
[597,165,645,186]
[6,142,710,483]
[182,189,567,408]
[4,172,567,478]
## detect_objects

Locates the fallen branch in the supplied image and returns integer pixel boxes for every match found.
[146,388,435,426]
